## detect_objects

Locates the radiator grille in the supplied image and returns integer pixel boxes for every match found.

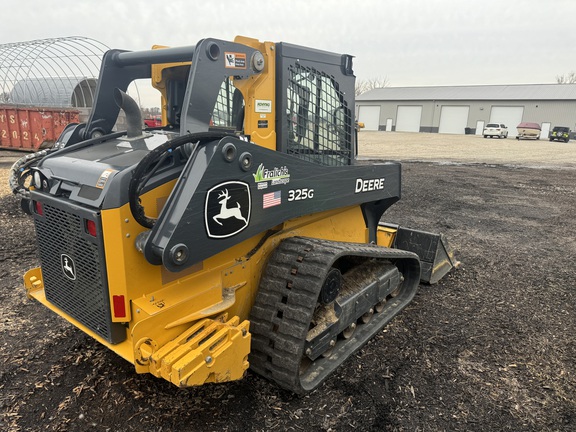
[34,203,125,344]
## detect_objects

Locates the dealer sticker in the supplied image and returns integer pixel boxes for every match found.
[253,163,290,186]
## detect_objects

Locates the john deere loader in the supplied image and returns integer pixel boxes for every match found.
[15,36,456,394]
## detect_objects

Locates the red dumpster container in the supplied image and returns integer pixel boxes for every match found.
[0,105,79,151]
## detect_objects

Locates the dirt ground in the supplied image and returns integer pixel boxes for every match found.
[1,132,575,431]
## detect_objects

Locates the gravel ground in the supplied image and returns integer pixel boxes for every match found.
[1,133,575,431]
[358,131,576,169]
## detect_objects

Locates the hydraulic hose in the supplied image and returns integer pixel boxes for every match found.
[9,150,51,199]
[128,131,236,228]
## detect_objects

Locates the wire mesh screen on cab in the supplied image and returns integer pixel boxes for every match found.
[286,63,352,166]
[212,78,244,131]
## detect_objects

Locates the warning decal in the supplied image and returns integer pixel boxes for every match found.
[224,52,247,69]
[96,169,116,189]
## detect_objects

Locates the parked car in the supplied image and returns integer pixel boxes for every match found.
[143,115,162,128]
[549,126,570,143]
[483,123,508,138]
[516,122,541,140]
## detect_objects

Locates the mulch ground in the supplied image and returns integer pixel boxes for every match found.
[1,156,575,431]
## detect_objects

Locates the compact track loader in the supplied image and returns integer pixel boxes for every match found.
[16,36,456,393]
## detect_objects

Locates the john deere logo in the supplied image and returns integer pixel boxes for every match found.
[205,181,251,238]
[61,254,76,281]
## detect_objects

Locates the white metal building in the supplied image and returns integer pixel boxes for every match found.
[355,84,576,138]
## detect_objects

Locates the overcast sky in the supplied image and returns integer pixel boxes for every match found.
[2,0,574,106]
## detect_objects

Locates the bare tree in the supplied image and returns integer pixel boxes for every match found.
[556,72,576,84]
[140,106,161,118]
[355,77,390,96]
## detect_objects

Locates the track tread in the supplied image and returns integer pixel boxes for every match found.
[248,236,420,394]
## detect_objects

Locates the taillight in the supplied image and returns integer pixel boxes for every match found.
[113,295,127,318]
[34,201,44,216]
[85,219,97,237]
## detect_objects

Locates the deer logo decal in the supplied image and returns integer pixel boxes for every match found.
[205,181,251,238]
[213,189,247,226]
[61,254,77,281]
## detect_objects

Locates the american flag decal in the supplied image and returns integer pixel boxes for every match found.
[263,190,281,208]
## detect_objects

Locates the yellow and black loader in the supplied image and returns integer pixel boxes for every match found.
[14,36,456,393]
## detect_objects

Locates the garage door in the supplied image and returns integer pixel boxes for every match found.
[396,106,422,132]
[489,106,524,137]
[357,105,381,131]
[438,106,470,134]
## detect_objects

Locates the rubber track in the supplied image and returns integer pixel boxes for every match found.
[249,236,420,394]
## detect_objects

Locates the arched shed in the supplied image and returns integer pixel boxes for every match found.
[0,36,107,107]
[0,37,108,150]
